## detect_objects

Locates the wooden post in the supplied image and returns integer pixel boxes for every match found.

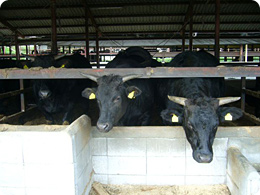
[50,0,58,55]
[34,44,37,56]
[239,45,244,62]
[1,45,4,54]
[25,45,28,60]
[9,45,12,59]
[245,44,248,62]
[215,0,220,61]
[181,29,185,52]
[240,44,246,111]
[15,31,25,112]
[96,30,100,68]
[241,77,246,111]
[84,2,90,59]
[14,31,20,60]
[189,6,193,51]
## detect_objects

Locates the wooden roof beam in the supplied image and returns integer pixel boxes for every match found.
[16,30,260,37]
[82,0,102,36]
[0,1,256,11]
[6,12,260,21]
[15,36,260,43]
[0,15,24,37]
[2,22,259,30]
[180,0,195,33]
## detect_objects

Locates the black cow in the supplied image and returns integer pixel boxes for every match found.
[81,47,155,132]
[30,53,91,125]
[157,50,243,163]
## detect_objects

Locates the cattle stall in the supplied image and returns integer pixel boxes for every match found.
[1,0,260,194]
[0,66,259,195]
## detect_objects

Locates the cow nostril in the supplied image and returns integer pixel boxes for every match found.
[198,153,212,163]
[97,122,110,132]
[39,90,51,98]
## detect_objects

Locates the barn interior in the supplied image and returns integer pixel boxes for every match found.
[0,0,260,195]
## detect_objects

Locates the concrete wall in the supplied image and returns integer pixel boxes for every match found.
[0,115,260,195]
[227,146,260,195]
[0,115,93,195]
[92,127,229,186]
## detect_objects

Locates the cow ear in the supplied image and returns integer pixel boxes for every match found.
[218,107,243,122]
[161,109,183,124]
[126,86,142,99]
[82,88,96,100]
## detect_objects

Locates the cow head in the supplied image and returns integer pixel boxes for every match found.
[161,96,243,163]
[34,80,55,101]
[81,74,142,132]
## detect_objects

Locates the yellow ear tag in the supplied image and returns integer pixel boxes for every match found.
[128,91,135,99]
[89,93,96,100]
[225,113,233,121]
[23,65,29,69]
[172,114,179,123]
[60,64,65,68]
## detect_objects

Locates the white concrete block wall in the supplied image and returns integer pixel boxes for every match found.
[1,118,260,195]
[91,127,230,186]
[227,147,260,195]
[0,115,93,195]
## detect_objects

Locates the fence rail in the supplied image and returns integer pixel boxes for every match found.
[0,66,260,79]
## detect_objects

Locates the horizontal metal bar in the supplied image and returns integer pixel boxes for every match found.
[0,67,260,79]
[0,106,36,124]
[243,112,260,125]
[243,89,260,99]
[0,88,32,99]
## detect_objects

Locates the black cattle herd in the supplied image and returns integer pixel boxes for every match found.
[0,46,254,163]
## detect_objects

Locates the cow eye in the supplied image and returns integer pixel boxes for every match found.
[114,96,121,102]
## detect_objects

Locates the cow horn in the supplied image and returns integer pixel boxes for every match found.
[218,97,241,106]
[122,74,142,83]
[54,54,66,60]
[168,96,187,106]
[80,73,99,82]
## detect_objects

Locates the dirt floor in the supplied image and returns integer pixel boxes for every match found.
[90,182,231,195]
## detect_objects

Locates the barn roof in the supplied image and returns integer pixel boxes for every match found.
[0,0,259,47]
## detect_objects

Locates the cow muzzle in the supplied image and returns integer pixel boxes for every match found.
[193,151,213,163]
[38,90,51,99]
[96,122,112,133]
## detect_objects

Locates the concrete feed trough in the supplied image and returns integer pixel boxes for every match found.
[0,115,259,195]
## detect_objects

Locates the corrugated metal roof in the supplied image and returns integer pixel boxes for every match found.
[1,9,51,19]
[1,0,50,8]
[96,16,185,24]
[9,20,51,27]
[57,7,84,17]
[0,0,259,46]
[19,28,51,35]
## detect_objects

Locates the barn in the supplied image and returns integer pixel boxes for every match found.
[0,0,260,194]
